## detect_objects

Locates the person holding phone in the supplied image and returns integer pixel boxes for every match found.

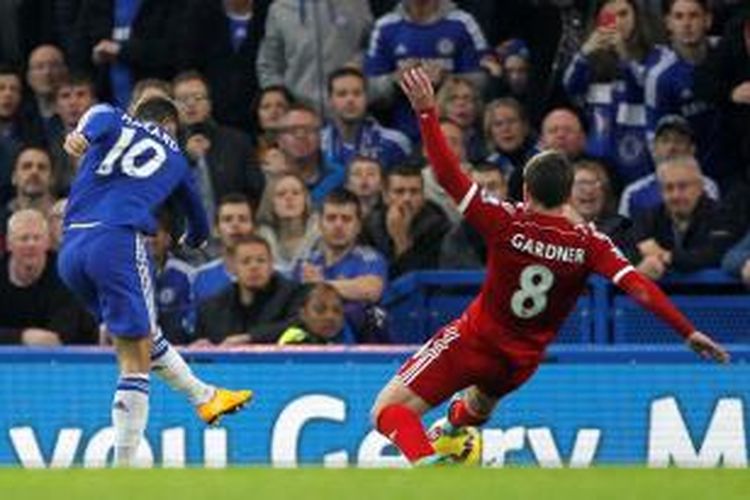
[563,0,656,187]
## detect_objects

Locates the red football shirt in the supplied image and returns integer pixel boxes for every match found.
[419,109,635,361]
[460,196,632,358]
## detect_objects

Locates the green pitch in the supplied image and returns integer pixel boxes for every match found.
[0,468,747,500]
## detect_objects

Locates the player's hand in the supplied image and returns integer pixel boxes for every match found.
[185,133,211,160]
[92,39,120,64]
[480,54,502,77]
[637,254,666,280]
[63,131,90,157]
[582,30,612,56]
[399,66,436,113]
[221,334,251,347]
[687,331,730,363]
[730,81,750,104]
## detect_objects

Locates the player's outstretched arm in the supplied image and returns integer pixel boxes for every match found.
[616,270,730,363]
[400,67,473,204]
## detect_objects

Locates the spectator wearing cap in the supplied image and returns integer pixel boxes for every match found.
[618,114,719,220]
[482,38,545,125]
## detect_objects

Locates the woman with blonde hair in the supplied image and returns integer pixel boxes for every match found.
[255,173,320,277]
[435,75,484,163]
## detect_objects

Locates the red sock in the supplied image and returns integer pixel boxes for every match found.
[448,399,488,427]
[376,404,435,463]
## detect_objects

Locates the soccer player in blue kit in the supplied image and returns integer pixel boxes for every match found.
[59,97,251,466]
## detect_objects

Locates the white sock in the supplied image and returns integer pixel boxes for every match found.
[151,330,214,406]
[112,373,149,467]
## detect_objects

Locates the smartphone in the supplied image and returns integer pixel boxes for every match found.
[597,9,617,30]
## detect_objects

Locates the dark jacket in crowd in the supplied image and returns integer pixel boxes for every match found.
[70,0,186,101]
[594,213,639,264]
[0,253,98,345]
[179,0,270,132]
[439,220,486,269]
[695,9,750,180]
[632,196,740,272]
[183,120,266,207]
[362,200,452,278]
[194,273,307,344]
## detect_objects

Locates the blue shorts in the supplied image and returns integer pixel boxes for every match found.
[58,225,156,338]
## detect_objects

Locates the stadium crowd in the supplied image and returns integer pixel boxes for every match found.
[1,0,749,346]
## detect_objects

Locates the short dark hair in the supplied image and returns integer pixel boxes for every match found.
[302,282,342,309]
[327,66,366,95]
[133,96,180,125]
[346,155,383,180]
[251,84,295,132]
[56,72,96,96]
[322,188,362,219]
[216,192,253,221]
[228,233,271,257]
[172,70,210,91]
[14,145,52,168]
[386,164,423,186]
[662,0,709,15]
[523,151,574,209]
[0,64,22,79]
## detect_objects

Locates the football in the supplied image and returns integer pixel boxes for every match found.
[427,417,483,466]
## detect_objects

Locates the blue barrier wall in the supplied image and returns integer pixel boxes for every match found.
[1,347,748,468]
[383,270,749,344]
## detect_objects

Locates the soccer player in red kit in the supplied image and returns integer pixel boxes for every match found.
[370,67,730,466]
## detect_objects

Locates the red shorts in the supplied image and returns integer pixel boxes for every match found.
[397,317,540,406]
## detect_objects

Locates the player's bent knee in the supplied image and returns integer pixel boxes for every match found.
[114,336,152,373]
